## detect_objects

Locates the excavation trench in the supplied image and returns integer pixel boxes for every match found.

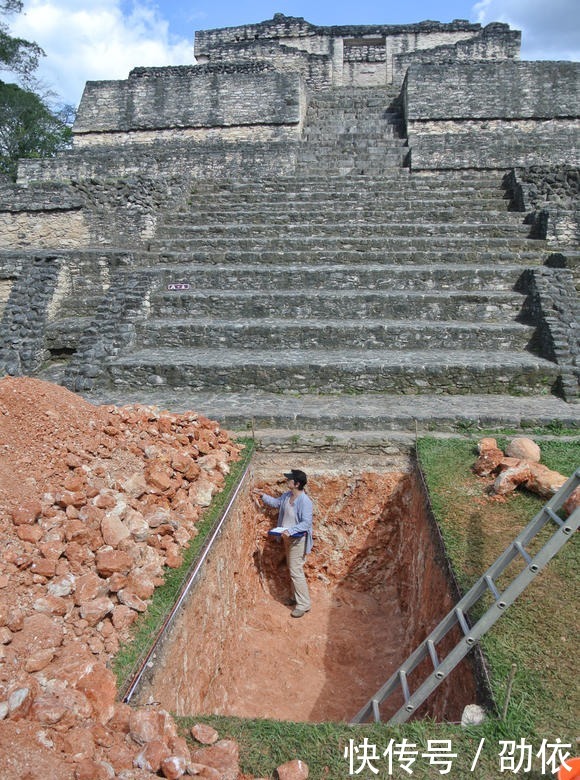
[133,451,483,723]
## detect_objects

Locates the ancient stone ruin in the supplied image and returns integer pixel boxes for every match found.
[0,14,579,430]
[0,16,578,776]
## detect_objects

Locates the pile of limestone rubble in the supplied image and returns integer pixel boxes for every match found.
[0,377,309,780]
[473,436,578,510]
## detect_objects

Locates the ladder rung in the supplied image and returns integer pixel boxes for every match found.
[399,670,410,703]
[513,541,532,565]
[546,507,564,527]
[427,639,440,670]
[455,607,471,637]
[484,574,501,601]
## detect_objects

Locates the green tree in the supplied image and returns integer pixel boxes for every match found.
[0,0,43,82]
[0,81,72,178]
[0,1,73,179]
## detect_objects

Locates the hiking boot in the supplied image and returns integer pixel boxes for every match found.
[291,608,310,618]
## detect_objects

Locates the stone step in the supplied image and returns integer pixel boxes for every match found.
[306,99,399,107]
[303,111,403,121]
[166,207,517,225]
[308,99,401,108]
[295,156,408,168]
[300,144,405,155]
[188,176,507,194]
[135,317,534,351]
[147,235,544,253]
[44,292,106,319]
[186,190,511,207]
[303,128,404,140]
[144,247,548,266]
[177,199,512,216]
[295,164,409,176]
[296,149,409,163]
[309,85,400,95]
[154,221,529,239]
[80,390,580,434]
[188,184,509,200]
[307,104,401,114]
[146,262,527,291]
[302,129,404,140]
[195,170,503,182]
[148,289,525,321]
[299,127,408,139]
[306,106,402,117]
[187,184,507,198]
[105,347,559,396]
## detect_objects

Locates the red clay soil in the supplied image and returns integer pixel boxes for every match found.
[0,376,246,779]
[138,462,479,724]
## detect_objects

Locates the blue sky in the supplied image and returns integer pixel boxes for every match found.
[5,0,579,108]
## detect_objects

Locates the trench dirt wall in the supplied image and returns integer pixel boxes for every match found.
[135,452,479,722]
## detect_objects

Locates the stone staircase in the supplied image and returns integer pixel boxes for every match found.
[295,86,408,175]
[57,87,574,431]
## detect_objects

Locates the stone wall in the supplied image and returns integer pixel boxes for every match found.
[0,182,88,250]
[74,64,304,143]
[392,23,520,85]
[17,139,299,186]
[195,14,518,88]
[0,176,187,251]
[0,212,89,250]
[194,14,325,53]
[0,253,62,375]
[522,267,580,400]
[517,166,580,247]
[190,40,333,91]
[63,266,158,392]
[0,249,129,376]
[70,176,183,248]
[405,62,580,169]
[196,15,488,55]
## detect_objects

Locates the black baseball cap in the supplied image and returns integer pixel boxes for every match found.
[284,469,307,486]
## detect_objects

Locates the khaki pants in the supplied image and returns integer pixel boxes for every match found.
[284,536,311,611]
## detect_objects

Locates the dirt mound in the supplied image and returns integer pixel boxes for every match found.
[0,376,244,779]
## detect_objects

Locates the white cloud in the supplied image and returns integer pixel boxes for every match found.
[473,0,580,60]
[9,0,192,106]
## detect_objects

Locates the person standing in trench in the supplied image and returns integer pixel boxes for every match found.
[253,469,313,618]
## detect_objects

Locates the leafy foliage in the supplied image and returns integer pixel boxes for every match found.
[0,2,74,179]
[0,0,44,80]
[0,80,72,178]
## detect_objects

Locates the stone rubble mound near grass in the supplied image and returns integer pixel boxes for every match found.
[473,436,576,509]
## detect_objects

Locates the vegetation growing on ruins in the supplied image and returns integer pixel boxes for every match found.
[0,0,72,179]
[175,437,578,779]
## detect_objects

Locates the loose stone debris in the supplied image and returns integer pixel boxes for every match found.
[473,436,571,500]
[0,376,313,779]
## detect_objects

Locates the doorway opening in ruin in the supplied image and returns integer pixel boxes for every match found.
[133,451,485,723]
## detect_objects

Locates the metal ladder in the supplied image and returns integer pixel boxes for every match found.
[351,467,580,725]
